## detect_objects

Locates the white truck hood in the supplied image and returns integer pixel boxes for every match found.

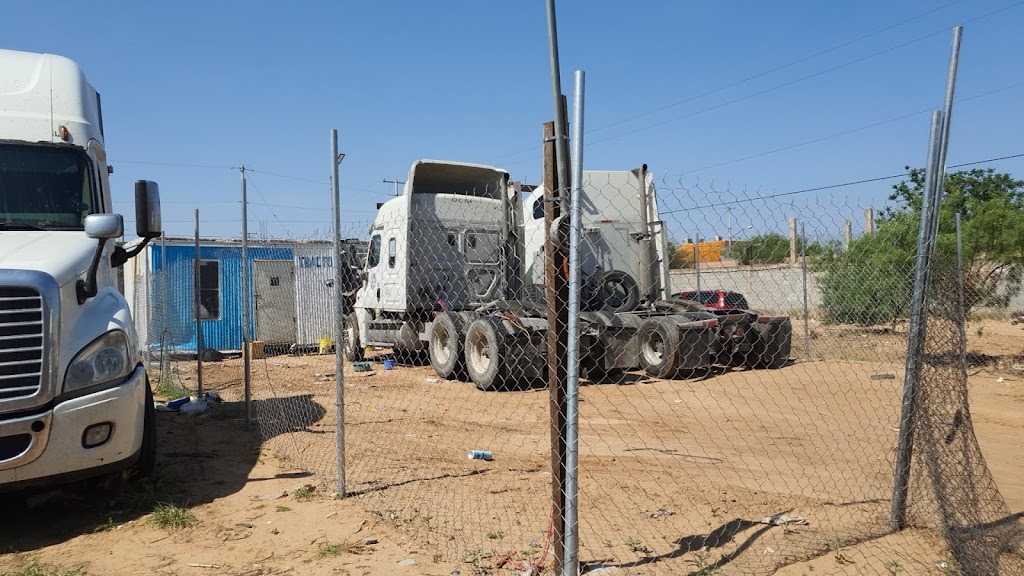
[0,232,96,286]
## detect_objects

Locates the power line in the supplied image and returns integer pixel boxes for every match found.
[245,171,292,237]
[492,0,1024,165]
[660,151,1024,213]
[161,198,377,213]
[669,82,1023,177]
[114,159,233,170]
[587,0,964,135]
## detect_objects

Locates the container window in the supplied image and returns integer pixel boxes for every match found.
[198,260,221,320]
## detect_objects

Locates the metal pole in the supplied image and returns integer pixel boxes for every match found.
[890,109,944,530]
[891,27,962,529]
[935,27,962,195]
[694,236,701,293]
[331,129,347,497]
[241,166,251,429]
[801,223,810,362]
[160,233,168,385]
[563,70,585,576]
[545,0,570,208]
[194,209,203,398]
[544,2,571,570]
[956,212,966,364]
[542,120,568,575]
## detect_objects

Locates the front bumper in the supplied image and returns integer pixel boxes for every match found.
[0,364,147,490]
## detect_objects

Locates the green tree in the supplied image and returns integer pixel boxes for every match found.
[819,168,1024,325]
[737,232,790,265]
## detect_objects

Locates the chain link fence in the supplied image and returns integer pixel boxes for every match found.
[128,230,369,483]
[126,159,1022,574]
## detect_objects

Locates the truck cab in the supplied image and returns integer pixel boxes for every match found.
[346,160,521,359]
[0,49,161,491]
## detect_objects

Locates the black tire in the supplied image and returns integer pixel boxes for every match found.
[131,377,157,480]
[744,320,793,369]
[429,312,466,380]
[465,317,507,392]
[588,271,640,313]
[344,314,364,362]
[637,317,681,379]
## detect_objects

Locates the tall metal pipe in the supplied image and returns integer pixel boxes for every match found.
[194,209,203,398]
[891,26,963,529]
[801,223,809,362]
[331,129,346,497]
[545,0,570,207]
[563,69,585,576]
[891,109,943,529]
[241,166,251,429]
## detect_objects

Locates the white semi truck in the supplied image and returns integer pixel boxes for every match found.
[0,49,162,491]
[346,160,791,391]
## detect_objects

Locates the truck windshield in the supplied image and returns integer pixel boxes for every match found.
[0,144,94,230]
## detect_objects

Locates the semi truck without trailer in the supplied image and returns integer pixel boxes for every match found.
[345,160,792,391]
[0,49,162,491]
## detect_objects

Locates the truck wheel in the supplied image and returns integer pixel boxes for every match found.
[589,271,640,313]
[748,320,792,369]
[637,317,680,379]
[131,378,157,479]
[465,317,507,391]
[344,314,364,362]
[429,313,466,380]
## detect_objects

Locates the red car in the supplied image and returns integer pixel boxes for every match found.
[672,289,750,310]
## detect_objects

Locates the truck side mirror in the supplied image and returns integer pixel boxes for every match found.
[135,180,162,238]
[78,214,125,304]
[84,213,124,239]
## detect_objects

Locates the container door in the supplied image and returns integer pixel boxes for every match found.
[253,259,297,346]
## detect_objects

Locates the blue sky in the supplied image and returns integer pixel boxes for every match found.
[3,1,1022,242]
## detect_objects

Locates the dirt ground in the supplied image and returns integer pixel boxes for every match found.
[1,319,1021,575]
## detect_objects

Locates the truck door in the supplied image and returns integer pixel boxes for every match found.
[357,232,383,311]
[380,234,404,310]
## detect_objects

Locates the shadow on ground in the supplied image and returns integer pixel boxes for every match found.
[0,394,324,554]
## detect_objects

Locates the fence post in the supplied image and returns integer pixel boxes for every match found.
[544,0,572,568]
[542,119,567,574]
[194,209,203,398]
[330,129,347,498]
[801,223,809,362]
[160,233,168,385]
[843,220,852,252]
[956,212,966,366]
[865,208,875,235]
[694,236,701,293]
[563,69,585,576]
[890,109,944,529]
[891,25,961,529]
[241,166,251,430]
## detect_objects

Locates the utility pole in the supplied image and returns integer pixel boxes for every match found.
[382,178,405,197]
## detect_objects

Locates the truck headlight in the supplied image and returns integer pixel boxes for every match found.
[65,331,132,392]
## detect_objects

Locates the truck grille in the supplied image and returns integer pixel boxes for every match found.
[0,287,44,400]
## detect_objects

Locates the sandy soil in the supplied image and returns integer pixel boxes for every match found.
[1,320,1021,575]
